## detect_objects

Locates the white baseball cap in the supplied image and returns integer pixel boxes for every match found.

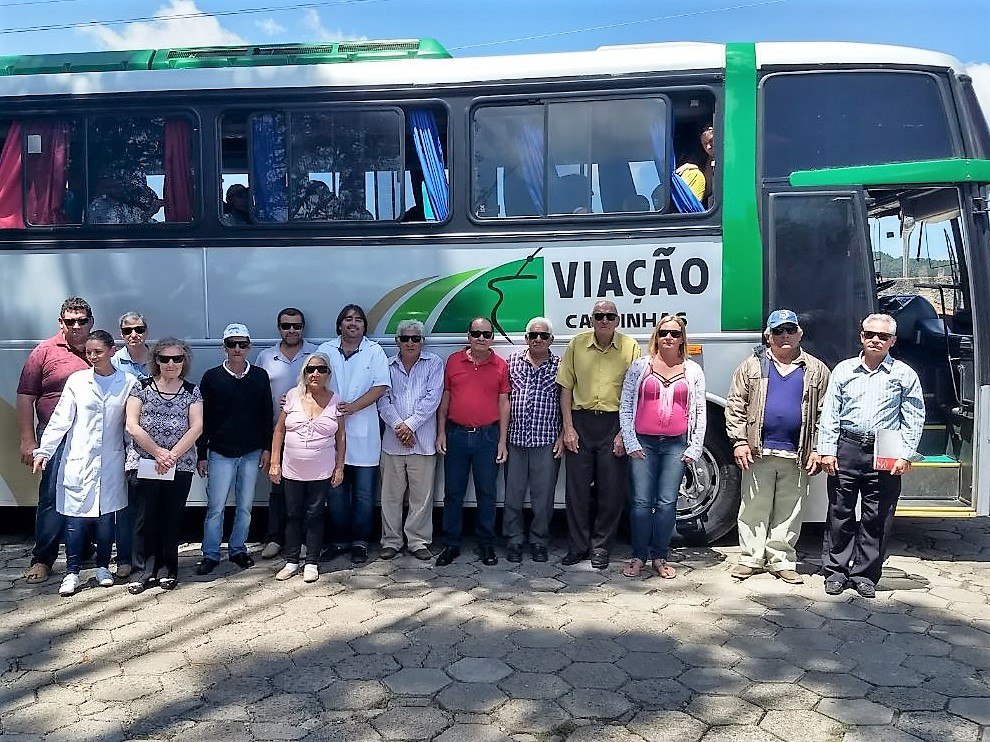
[222,322,251,340]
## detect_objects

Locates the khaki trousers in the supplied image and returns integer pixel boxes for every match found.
[380,452,437,552]
[737,454,807,570]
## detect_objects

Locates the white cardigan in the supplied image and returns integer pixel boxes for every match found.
[619,357,707,461]
[34,368,134,517]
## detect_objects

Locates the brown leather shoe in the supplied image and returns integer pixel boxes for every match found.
[771,569,804,584]
[730,564,758,580]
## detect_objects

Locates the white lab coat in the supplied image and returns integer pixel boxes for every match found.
[34,368,134,517]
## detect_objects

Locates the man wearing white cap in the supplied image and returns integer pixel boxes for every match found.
[195,322,274,575]
[725,309,830,584]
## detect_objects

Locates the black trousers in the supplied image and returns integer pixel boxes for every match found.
[283,478,328,565]
[564,410,627,554]
[131,471,194,582]
[265,481,287,545]
[822,436,901,586]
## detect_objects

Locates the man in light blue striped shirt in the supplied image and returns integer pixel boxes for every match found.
[377,319,444,561]
[817,313,925,598]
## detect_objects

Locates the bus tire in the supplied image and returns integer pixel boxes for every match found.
[675,405,741,545]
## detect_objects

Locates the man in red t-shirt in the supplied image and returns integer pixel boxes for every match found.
[435,317,509,566]
[17,297,93,583]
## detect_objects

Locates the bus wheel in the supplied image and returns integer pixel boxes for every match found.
[675,409,741,544]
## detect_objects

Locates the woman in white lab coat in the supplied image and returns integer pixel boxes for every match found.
[33,330,134,596]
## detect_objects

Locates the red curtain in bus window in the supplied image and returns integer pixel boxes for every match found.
[0,122,25,228]
[25,120,69,225]
[164,118,192,223]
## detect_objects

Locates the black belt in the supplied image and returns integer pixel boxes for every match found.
[839,429,875,447]
[573,409,618,416]
[448,421,497,433]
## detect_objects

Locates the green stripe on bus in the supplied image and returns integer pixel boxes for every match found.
[790,158,990,187]
[721,42,762,331]
[385,268,485,333]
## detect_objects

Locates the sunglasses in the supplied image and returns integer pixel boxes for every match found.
[61,317,90,327]
[862,330,893,341]
[770,324,799,335]
[224,339,250,349]
[469,330,494,339]
[156,354,185,364]
[527,331,552,341]
[657,329,683,339]
[304,365,329,374]
[279,322,303,330]
[398,335,423,343]
[121,325,147,335]
[592,312,618,322]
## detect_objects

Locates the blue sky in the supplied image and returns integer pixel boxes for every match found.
[1,0,988,107]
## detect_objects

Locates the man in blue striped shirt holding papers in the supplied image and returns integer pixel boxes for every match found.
[817,313,925,598]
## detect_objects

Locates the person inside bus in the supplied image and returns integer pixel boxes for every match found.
[88,176,161,225]
[550,173,591,215]
[292,179,337,221]
[674,146,707,204]
[221,183,252,226]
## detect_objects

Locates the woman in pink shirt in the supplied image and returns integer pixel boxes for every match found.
[619,316,707,579]
[269,353,345,583]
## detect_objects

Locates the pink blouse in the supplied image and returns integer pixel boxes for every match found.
[281,388,341,482]
[634,373,689,437]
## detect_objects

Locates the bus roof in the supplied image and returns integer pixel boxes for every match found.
[0,41,964,99]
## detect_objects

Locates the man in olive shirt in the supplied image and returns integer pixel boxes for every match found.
[557,300,641,568]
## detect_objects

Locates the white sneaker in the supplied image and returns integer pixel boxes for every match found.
[95,567,115,587]
[276,562,299,581]
[303,564,319,583]
[261,542,281,559]
[59,573,81,596]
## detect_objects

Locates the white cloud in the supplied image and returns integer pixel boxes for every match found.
[79,0,246,50]
[967,63,990,123]
[301,9,365,42]
[255,17,286,37]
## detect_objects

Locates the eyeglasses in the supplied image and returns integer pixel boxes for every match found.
[121,325,147,335]
[657,329,683,339]
[279,322,303,331]
[156,354,185,364]
[224,339,250,349]
[398,335,423,343]
[770,324,799,336]
[592,312,619,322]
[862,330,893,341]
[61,317,90,327]
[469,330,494,339]
[527,331,552,341]
[304,365,329,374]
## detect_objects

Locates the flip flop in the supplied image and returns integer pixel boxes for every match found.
[622,558,645,578]
[653,559,677,579]
[25,563,50,584]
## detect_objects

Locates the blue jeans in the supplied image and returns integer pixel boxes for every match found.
[326,465,377,549]
[629,434,686,561]
[442,423,498,549]
[65,512,115,574]
[32,438,65,567]
[202,450,261,561]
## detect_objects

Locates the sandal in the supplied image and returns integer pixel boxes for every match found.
[622,558,646,578]
[653,559,677,579]
[25,563,50,584]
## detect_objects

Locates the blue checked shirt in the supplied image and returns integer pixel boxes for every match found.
[508,349,561,448]
[377,351,444,456]
[817,353,925,460]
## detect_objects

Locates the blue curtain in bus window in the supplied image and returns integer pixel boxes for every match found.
[250,113,288,222]
[650,118,704,214]
[408,109,449,222]
[519,121,544,215]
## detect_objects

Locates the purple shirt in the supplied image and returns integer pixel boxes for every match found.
[507,350,561,448]
[17,333,90,432]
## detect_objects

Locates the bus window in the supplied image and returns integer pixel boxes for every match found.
[86,115,195,225]
[762,71,955,179]
[20,118,84,227]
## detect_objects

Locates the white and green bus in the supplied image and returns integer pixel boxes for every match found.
[1,39,988,541]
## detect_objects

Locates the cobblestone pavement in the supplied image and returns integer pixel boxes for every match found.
[1,517,989,742]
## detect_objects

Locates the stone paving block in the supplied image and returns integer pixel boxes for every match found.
[798,670,872,698]
[627,709,708,742]
[350,631,411,655]
[567,724,648,742]
[2,700,81,735]
[434,723,513,742]
[760,709,844,742]
[317,679,388,710]
[685,693,764,725]
[619,678,693,711]
[504,646,571,673]
[509,628,572,648]
[335,653,400,680]
[615,651,685,679]
[249,692,324,722]
[679,667,751,695]
[733,657,803,683]
[92,674,163,702]
[742,682,822,710]
[272,664,337,693]
[850,659,924,687]
[868,687,949,712]
[948,697,990,725]
[842,727,927,742]
[699,725,782,742]
[560,638,627,663]
[558,688,633,719]
[560,661,629,690]
[457,636,513,659]
[437,681,508,713]
[250,722,309,740]
[170,721,253,742]
[202,675,273,706]
[383,667,451,695]
[498,672,571,699]
[896,711,982,742]
[495,698,571,734]
[448,657,512,683]
[373,705,453,740]
[818,697,895,725]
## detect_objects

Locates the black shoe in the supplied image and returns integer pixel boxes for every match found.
[561,551,588,566]
[195,558,219,575]
[319,545,348,562]
[229,553,254,569]
[853,581,876,598]
[531,545,549,563]
[590,548,609,569]
[435,547,460,566]
[506,545,523,563]
[159,578,178,591]
[824,579,847,595]
[351,545,368,564]
[480,547,498,566]
[379,547,399,560]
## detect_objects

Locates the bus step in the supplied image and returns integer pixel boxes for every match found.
[896,499,976,517]
[899,457,961,501]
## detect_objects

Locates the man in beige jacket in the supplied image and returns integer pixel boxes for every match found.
[724,310,830,584]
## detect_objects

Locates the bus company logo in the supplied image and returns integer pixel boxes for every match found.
[368,248,545,340]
